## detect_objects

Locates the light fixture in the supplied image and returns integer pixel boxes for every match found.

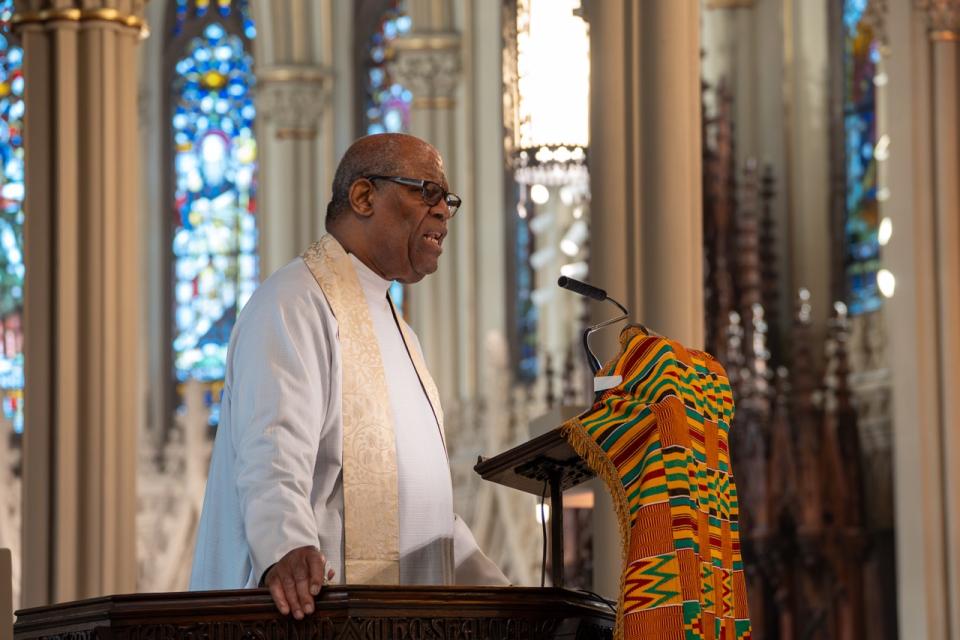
[530,183,550,205]
[514,0,589,186]
[878,217,893,246]
[874,134,890,161]
[559,219,588,256]
[535,502,551,524]
[559,261,588,279]
[877,269,896,298]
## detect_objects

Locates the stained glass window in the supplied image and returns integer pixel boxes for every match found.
[174,0,255,38]
[169,3,256,426]
[364,3,413,136]
[515,197,537,381]
[0,0,24,433]
[364,2,412,312]
[843,0,882,315]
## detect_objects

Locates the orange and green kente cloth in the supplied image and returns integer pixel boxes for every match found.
[562,326,752,640]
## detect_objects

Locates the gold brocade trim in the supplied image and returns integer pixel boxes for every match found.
[413,96,455,109]
[302,235,401,585]
[931,28,960,41]
[12,7,147,36]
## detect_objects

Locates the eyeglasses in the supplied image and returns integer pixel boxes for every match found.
[366,175,462,217]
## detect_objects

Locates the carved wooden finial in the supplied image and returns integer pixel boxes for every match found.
[737,159,763,312]
[790,288,824,538]
[759,164,781,365]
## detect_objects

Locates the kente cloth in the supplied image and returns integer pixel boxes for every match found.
[301,234,445,583]
[562,326,752,640]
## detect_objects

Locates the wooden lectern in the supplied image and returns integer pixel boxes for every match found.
[14,586,612,640]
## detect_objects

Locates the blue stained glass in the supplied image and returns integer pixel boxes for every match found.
[516,201,537,381]
[843,0,882,314]
[0,0,25,433]
[172,0,255,38]
[364,1,413,136]
[366,2,413,317]
[389,281,404,311]
[172,21,257,425]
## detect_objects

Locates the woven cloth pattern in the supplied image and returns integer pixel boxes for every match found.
[562,326,752,640]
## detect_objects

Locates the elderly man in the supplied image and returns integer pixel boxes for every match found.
[190,133,507,617]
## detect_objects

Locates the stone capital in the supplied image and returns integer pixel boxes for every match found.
[916,0,960,40]
[255,66,331,140]
[387,32,461,108]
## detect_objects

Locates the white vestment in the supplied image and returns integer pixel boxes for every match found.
[190,254,507,589]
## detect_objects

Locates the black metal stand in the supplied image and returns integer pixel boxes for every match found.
[474,428,596,587]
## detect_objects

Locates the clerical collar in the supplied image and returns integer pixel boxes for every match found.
[348,253,393,298]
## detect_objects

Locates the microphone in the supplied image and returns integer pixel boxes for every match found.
[557,276,607,302]
[556,276,631,376]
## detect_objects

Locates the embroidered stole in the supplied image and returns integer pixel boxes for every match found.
[301,234,445,584]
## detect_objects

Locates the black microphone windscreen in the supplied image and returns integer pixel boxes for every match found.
[557,276,607,301]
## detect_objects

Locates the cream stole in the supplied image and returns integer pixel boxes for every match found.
[301,234,445,584]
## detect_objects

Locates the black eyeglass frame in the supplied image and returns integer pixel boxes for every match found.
[365,175,462,216]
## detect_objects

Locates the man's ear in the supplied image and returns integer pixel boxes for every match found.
[348,178,376,218]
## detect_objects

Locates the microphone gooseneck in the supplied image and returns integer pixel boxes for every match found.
[556,276,631,376]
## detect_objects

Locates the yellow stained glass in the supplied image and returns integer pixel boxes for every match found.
[201,69,227,89]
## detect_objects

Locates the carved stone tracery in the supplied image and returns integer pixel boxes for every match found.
[255,66,332,140]
[387,34,461,107]
[916,0,960,38]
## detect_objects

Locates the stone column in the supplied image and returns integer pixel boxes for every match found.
[918,2,960,637]
[14,0,145,606]
[389,27,470,408]
[256,66,331,276]
[586,0,703,597]
[885,2,960,637]
[248,0,338,277]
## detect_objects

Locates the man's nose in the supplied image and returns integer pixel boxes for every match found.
[430,202,453,220]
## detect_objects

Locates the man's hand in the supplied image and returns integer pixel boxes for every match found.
[264,546,336,619]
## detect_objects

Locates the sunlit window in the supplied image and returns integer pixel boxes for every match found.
[168,1,256,426]
[843,0,882,314]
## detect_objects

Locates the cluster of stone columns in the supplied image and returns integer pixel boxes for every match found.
[252,0,339,278]
[388,8,474,412]
[927,3,960,638]
[15,0,146,606]
[586,0,704,597]
[884,2,960,638]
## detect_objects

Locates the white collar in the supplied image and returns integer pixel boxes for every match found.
[349,253,393,298]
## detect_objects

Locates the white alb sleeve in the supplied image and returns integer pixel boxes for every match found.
[229,288,332,582]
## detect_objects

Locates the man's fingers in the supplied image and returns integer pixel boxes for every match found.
[268,577,290,615]
[294,563,314,615]
[307,552,326,595]
[281,575,303,619]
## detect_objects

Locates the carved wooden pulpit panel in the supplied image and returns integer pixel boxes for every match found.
[14,586,614,640]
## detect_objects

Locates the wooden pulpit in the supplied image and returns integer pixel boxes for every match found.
[14,586,613,640]
[15,420,613,640]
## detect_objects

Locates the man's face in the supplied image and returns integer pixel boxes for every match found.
[367,143,452,284]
